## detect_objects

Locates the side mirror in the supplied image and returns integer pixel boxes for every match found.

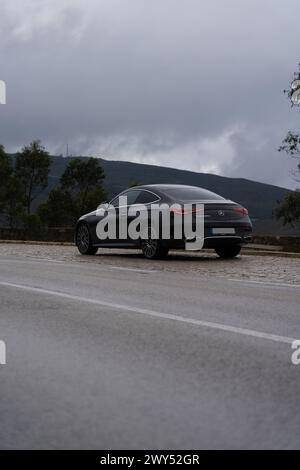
[97,201,109,212]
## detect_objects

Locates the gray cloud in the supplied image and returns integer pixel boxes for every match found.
[0,0,299,188]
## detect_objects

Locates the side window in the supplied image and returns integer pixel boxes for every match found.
[110,197,120,207]
[122,190,141,206]
[135,190,159,204]
[110,190,141,207]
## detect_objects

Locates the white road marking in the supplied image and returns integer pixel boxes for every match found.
[26,257,64,263]
[227,278,300,289]
[0,257,64,264]
[109,266,157,274]
[0,281,296,345]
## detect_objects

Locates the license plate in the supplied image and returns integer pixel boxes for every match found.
[212,227,235,235]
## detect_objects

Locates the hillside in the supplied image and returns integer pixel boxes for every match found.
[41,155,298,236]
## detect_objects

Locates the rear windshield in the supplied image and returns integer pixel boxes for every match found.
[164,187,224,201]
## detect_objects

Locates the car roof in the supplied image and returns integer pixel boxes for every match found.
[124,184,232,201]
[127,184,204,191]
[117,184,234,204]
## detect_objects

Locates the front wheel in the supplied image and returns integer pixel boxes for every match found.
[215,245,241,259]
[76,223,98,255]
[141,238,169,259]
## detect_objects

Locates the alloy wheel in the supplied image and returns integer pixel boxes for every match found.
[77,224,90,253]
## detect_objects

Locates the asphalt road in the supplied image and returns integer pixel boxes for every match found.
[0,252,300,449]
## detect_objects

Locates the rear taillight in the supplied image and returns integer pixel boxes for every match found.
[234,207,248,216]
[170,207,203,215]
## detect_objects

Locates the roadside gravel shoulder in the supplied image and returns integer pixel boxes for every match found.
[0,242,299,285]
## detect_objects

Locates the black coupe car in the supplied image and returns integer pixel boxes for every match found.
[75,184,252,259]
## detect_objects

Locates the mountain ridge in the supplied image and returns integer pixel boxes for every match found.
[47,155,297,235]
[9,154,297,235]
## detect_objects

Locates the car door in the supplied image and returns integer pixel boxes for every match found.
[127,190,160,241]
[106,189,142,245]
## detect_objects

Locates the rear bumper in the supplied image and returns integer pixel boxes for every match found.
[168,222,252,249]
[203,223,252,247]
[203,234,252,248]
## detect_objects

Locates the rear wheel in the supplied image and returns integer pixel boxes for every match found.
[141,238,169,259]
[215,245,241,259]
[76,223,98,255]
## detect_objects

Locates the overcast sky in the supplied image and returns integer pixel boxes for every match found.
[0,0,300,188]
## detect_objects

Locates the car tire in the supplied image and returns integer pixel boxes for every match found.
[215,245,241,259]
[76,223,98,255]
[141,238,169,260]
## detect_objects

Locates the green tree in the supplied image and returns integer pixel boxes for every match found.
[60,158,106,214]
[39,157,107,227]
[277,64,300,225]
[5,175,24,229]
[275,190,300,226]
[15,140,51,215]
[39,187,74,227]
[0,146,24,229]
[0,145,13,215]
